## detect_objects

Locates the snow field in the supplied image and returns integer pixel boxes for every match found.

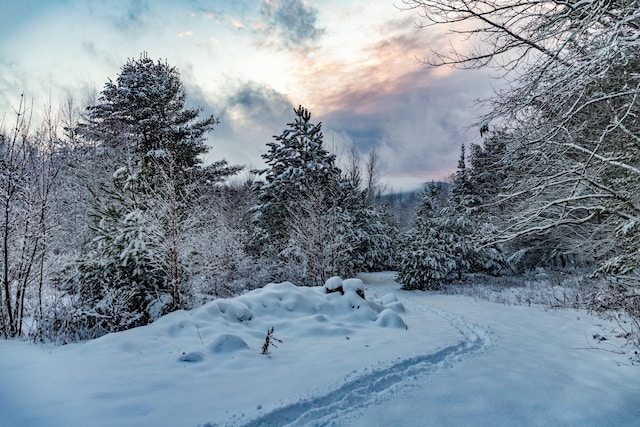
[0,273,638,427]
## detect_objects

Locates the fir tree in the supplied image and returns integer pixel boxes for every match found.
[397,188,455,290]
[251,105,341,257]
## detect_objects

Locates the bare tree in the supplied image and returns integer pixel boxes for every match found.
[1,95,62,337]
[404,0,640,346]
[365,149,386,202]
[285,184,353,286]
[404,0,640,267]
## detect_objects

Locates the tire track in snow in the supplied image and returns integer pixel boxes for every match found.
[235,308,493,427]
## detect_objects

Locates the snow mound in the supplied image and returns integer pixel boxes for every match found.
[216,300,254,323]
[178,351,206,363]
[323,276,366,299]
[342,278,364,295]
[210,334,250,354]
[207,279,401,325]
[380,293,398,304]
[324,276,343,292]
[375,309,408,329]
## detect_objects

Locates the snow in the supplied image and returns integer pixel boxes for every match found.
[1,273,639,427]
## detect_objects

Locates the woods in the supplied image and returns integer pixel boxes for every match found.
[397,0,640,344]
[0,55,396,341]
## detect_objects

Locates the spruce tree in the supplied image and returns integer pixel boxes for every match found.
[397,186,455,290]
[251,105,341,257]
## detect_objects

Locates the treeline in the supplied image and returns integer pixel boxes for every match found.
[0,54,397,342]
[399,0,640,348]
[4,0,640,348]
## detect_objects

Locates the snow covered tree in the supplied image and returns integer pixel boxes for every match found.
[283,185,353,286]
[251,105,342,259]
[339,170,398,273]
[404,0,640,270]
[397,172,503,291]
[178,180,269,305]
[81,54,212,168]
[450,143,506,274]
[63,55,242,335]
[450,144,475,209]
[73,164,170,335]
[79,53,240,193]
[251,109,399,284]
[0,95,66,338]
[397,185,456,290]
[467,133,508,209]
[405,0,640,342]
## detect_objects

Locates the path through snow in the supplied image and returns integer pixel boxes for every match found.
[238,304,493,426]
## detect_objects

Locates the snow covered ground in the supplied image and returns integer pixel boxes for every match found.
[0,272,638,427]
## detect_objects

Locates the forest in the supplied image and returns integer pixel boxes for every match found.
[1,0,639,352]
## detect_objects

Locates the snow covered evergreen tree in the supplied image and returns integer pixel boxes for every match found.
[82,54,208,166]
[73,165,171,335]
[397,169,503,291]
[250,106,397,285]
[339,171,397,273]
[250,105,342,260]
[397,184,455,290]
[79,53,240,186]
[450,144,476,209]
[68,55,241,335]
[467,134,507,209]
[450,143,505,275]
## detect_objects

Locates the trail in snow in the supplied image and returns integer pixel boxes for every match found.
[233,307,493,427]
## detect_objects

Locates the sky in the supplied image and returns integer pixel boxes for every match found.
[0,0,495,191]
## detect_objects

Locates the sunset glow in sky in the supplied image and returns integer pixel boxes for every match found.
[0,0,494,191]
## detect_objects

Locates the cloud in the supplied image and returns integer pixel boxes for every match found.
[81,40,99,57]
[0,59,26,119]
[114,0,151,31]
[317,64,493,190]
[259,0,324,50]
[300,17,494,190]
[82,0,154,34]
[193,80,295,171]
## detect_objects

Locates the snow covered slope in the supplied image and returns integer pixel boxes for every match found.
[0,273,637,427]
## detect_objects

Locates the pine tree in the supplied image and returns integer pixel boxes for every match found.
[80,53,241,190]
[70,55,241,334]
[81,54,213,168]
[251,105,342,258]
